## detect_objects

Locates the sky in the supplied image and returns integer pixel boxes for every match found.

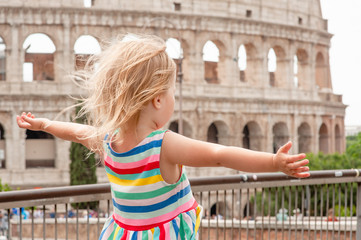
[320,0,361,126]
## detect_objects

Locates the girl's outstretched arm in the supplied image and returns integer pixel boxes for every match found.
[162,131,309,178]
[16,112,99,153]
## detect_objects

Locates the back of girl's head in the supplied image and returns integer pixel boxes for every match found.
[78,34,176,151]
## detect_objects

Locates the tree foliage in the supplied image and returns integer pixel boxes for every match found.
[253,133,361,217]
[0,178,11,192]
[69,105,98,209]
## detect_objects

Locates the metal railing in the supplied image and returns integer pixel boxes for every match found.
[0,169,360,240]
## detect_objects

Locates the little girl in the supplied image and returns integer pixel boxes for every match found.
[17,34,309,240]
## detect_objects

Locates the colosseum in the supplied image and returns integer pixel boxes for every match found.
[0,0,346,190]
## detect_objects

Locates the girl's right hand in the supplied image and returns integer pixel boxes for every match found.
[16,112,49,131]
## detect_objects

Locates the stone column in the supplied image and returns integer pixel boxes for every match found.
[8,24,22,83]
[313,115,320,153]
[290,113,300,154]
[12,113,26,171]
[330,115,335,153]
[62,21,73,77]
[260,37,269,89]
[266,114,273,153]
[187,33,204,84]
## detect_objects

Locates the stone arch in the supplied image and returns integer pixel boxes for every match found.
[297,122,312,153]
[202,39,227,84]
[318,123,329,154]
[242,121,263,151]
[203,40,219,83]
[268,48,276,86]
[74,35,101,70]
[210,201,227,219]
[0,123,5,168]
[168,119,192,138]
[315,52,327,89]
[238,44,247,82]
[23,33,56,81]
[268,45,287,88]
[0,36,6,81]
[335,124,342,153]
[166,37,182,82]
[25,130,55,168]
[242,43,258,84]
[295,48,309,89]
[164,36,191,83]
[207,120,229,145]
[272,122,289,153]
[238,43,258,84]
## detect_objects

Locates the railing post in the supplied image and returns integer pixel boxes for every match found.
[357,182,361,239]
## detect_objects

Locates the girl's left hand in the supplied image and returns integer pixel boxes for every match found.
[273,141,310,178]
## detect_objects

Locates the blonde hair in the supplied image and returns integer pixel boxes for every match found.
[76,34,176,152]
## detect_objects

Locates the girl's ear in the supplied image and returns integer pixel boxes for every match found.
[152,95,162,109]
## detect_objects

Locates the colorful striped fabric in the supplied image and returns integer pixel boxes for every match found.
[99,130,203,240]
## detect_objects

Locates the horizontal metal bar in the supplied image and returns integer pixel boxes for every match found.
[1,169,360,208]
[0,183,110,203]
[0,193,112,209]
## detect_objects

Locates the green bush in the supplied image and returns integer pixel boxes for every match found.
[0,178,11,192]
[254,133,361,217]
[69,105,98,210]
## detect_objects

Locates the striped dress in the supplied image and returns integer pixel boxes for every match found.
[100,130,203,240]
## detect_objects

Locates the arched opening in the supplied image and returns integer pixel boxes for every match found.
[298,122,311,153]
[0,37,6,81]
[74,35,101,70]
[293,55,298,87]
[238,44,247,82]
[203,40,219,84]
[0,124,5,168]
[169,121,178,133]
[335,124,342,153]
[272,122,289,153]
[25,130,55,168]
[315,52,327,89]
[210,202,226,219]
[242,121,262,151]
[242,125,250,149]
[166,38,182,82]
[268,48,276,87]
[268,46,287,87]
[207,123,218,143]
[207,121,229,145]
[319,123,329,154]
[23,33,56,82]
[168,120,192,138]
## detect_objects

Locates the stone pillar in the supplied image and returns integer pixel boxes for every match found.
[291,113,297,154]
[309,43,317,94]
[187,33,204,84]
[8,24,22,83]
[266,114,273,153]
[260,37,269,89]
[62,21,73,79]
[313,115,320,153]
[330,115,335,153]
[12,112,26,170]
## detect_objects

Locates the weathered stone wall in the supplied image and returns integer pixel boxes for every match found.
[0,0,345,192]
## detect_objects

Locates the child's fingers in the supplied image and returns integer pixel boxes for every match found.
[287,153,306,163]
[16,115,31,128]
[277,141,292,154]
[292,166,309,173]
[290,159,309,169]
[293,172,310,178]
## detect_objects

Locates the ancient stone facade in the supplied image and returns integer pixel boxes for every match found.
[0,0,345,190]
